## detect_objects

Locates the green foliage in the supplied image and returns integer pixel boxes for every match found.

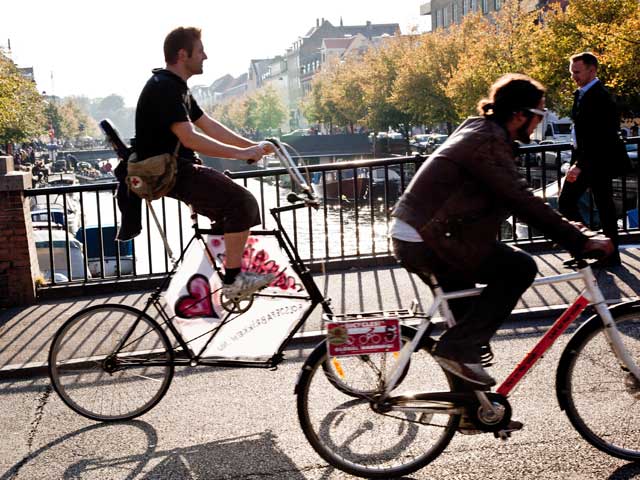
[254,86,286,132]
[303,0,640,131]
[44,97,100,141]
[0,52,45,144]
[210,86,286,135]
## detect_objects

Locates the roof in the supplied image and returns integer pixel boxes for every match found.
[322,38,355,49]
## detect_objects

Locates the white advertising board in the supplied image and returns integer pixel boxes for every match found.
[164,234,310,359]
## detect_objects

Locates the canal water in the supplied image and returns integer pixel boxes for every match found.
[76,174,395,277]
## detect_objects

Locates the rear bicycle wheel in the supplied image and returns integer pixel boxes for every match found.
[322,325,417,397]
[297,341,458,478]
[558,310,640,460]
[48,304,174,421]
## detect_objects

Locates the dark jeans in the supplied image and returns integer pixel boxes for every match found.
[169,160,260,233]
[392,238,537,363]
[558,172,618,248]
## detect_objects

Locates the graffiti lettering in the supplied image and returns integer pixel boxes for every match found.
[214,237,304,292]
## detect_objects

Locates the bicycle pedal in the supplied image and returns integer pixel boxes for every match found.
[494,420,524,440]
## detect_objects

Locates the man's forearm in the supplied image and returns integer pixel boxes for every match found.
[195,114,255,148]
[183,129,247,159]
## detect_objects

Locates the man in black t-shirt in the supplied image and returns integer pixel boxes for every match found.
[135,26,275,301]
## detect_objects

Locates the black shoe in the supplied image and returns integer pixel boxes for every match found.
[433,355,496,387]
[593,252,621,269]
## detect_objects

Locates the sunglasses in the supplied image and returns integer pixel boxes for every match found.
[527,107,548,118]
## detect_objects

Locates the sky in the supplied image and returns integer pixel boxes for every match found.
[2,0,430,107]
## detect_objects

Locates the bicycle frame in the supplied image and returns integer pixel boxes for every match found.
[118,204,332,370]
[96,129,333,370]
[383,264,640,400]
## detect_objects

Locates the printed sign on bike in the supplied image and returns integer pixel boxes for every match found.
[327,318,401,357]
[163,233,310,359]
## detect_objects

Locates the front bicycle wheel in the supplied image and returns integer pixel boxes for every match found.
[558,310,640,460]
[49,304,174,422]
[323,325,417,397]
[297,341,458,478]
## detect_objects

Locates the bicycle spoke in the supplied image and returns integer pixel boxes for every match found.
[49,305,174,422]
[561,312,640,460]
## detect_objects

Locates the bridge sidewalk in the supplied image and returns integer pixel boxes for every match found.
[1,247,640,379]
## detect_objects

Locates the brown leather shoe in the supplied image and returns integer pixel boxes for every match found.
[433,355,496,387]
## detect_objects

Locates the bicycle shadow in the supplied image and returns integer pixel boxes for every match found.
[1,420,306,479]
[608,461,640,479]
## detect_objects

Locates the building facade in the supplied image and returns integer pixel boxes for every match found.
[420,0,568,30]
[191,18,399,131]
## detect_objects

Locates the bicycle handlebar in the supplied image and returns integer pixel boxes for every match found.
[264,137,320,210]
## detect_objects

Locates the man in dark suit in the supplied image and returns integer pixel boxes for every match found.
[559,52,629,267]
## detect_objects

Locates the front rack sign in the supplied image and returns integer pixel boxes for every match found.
[327,318,400,357]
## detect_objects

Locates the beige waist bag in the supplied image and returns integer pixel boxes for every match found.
[126,141,180,201]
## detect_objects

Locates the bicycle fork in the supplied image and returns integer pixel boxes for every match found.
[584,268,640,381]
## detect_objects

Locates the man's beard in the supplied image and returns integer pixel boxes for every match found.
[516,118,533,144]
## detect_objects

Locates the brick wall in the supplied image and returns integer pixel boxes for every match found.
[0,156,38,306]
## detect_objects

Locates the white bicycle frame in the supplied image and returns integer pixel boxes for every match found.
[383,264,640,403]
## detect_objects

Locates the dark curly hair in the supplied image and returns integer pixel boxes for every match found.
[477,73,546,124]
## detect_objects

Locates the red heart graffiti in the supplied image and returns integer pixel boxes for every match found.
[175,274,218,318]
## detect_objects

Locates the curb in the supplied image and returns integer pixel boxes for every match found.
[0,301,584,381]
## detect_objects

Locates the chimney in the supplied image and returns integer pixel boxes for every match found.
[340,16,343,27]
[321,17,325,24]
[366,20,372,28]
[316,18,319,27]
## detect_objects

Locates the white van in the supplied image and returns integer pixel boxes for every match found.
[532,111,573,143]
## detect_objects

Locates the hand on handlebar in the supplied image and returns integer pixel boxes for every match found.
[258,140,275,155]
[581,236,614,260]
[244,141,276,164]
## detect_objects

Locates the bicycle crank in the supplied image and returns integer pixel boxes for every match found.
[220,293,254,314]
[466,392,512,433]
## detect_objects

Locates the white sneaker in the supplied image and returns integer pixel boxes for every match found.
[222,271,276,300]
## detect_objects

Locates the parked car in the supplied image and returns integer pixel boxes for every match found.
[414,134,448,154]
[410,134,430,152]
[281,128,312,138]
[536,139,572,167]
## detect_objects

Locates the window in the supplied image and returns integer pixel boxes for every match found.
[463,0,470,15]
[436,9,443,28]
[443,5,450,26]
[471,0,478,11]
[482,0,489,13]
[495,0,502,9]
[453,2,459,23]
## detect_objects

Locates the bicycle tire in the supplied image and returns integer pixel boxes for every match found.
[557,309,640,460]
[48,304,174,422]
[297,340,458,478]
[322,325,416,397]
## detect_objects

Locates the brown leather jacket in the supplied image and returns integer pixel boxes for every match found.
[392,117,588,271]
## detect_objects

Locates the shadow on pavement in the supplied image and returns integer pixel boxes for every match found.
[1,420,306,479]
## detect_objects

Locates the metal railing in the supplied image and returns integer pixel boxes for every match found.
[26,137,640,287]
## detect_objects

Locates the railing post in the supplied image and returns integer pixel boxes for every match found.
[0,156,38,306]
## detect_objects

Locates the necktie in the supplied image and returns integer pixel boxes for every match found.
[572,89,582,118]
